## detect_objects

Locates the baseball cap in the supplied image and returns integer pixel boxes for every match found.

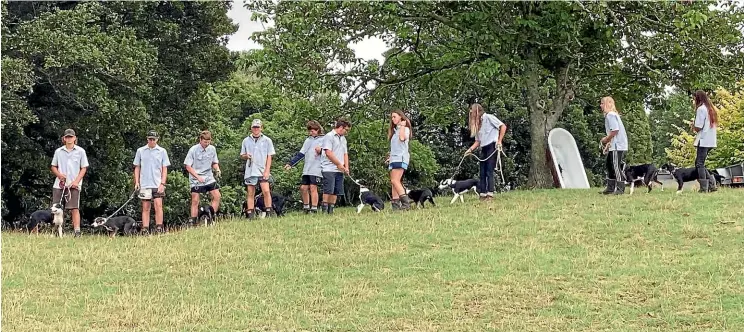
[146,130,159,139]
[63,129,76,137]
[251,119,263,128]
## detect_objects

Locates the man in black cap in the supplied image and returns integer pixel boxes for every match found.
[133,130,171,234]
[51,128,89,237]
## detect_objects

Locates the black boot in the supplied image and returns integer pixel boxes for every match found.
[310,206,318,214]
[327,204,335,214]
[321,203,329,213]
[391,199,401,211]
[613,181,626,195]
[602,179,616,195]
[247,211,256,220]
[266,208,277,218]
[697,179,709,193]
[400,195,412,210]
[708,178,718,192]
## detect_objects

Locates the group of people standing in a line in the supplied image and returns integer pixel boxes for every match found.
[598,90,718,194]
[45,91,717,236]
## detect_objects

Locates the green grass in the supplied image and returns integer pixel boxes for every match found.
[3,189,744,331]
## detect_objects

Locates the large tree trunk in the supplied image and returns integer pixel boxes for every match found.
[524,65,574,188]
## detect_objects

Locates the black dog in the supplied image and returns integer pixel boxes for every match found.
[250,193,287,218]
[661,163,718,193]
[27,203,64,235]
[438,178,479,204]
[92,216,139,237]
[197,205,216,226]
[406,188,436,208]
[624,163,664,195]
[355,180,384,213]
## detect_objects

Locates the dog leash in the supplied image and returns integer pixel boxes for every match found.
[446,154,469,181]
[468,148,507,186]
[57,185,71,205]
[103,189,138,220]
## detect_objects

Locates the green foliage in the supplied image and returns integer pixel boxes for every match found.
[622,104,653,165]
[649,92,690,165]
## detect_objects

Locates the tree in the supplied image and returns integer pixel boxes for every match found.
[246,1,744,187]
[622,103,653,165]
[1,1,237,224]
[649,91,690,165]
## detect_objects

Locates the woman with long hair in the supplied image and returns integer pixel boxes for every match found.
[600,96,629,195]
[691,90,718,192]
[465,103,507,201]
[387,110,413,210]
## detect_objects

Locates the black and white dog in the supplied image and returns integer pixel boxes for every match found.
[406,188,436,209]
[92,216,139,237]
[438,178,479,204]
[246,193,287,218]
[661,163,718,193]
[27,203,64,235]
[624,163,664,195]
[197,205,216,226]
[355,180,384,213]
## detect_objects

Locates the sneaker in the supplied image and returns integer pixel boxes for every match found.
[155,225,164,234]
[74,231,81,238]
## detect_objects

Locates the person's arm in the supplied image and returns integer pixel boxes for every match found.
[466,141,480,155]
[692,107,705,133]
[286,139,308,169]
[324,150,344,169]
[397,123,409,141]
[159,150,170,192]
[183,148,204,182]
[497,124,507,147]
[601,115,619,144]
[344,152,350,174]
[212,149,221,177]
[240,138,251,160]
[50,151,67,184]
[71,150,90,188]
[264,140,275,179]
[133,149,141,189]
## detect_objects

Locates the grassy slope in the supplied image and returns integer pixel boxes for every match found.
[3,189,744,331]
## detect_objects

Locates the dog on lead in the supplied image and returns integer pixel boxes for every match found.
[438,178,479,204]
[405,188,436,209]
[92,216,140,237]
[624,164,664,195]
[246,193,287,218]
[196,205,216,226]
[355,180,384,213]
[27,203,64,235]
[661,163,719,193]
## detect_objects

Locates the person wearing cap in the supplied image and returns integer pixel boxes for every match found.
[320,119,351,214]
[284,120,324,214]
[50,128,90,237]
[133,130,171,233]
[184,130,222,224]
[240,119,276,219]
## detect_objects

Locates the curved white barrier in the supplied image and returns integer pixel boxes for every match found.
[548,128,590,189]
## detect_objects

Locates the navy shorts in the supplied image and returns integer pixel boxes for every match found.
[389,162,408,170]
[191,182,220,194]
[322,172,344,195]
[301,175,322,186]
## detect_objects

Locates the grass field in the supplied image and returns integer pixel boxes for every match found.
[3,188,744,331]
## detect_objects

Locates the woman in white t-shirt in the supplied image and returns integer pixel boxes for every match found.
[691,90,719,193]
[387,110,413,210]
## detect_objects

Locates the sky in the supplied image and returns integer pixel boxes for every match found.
[226,1,387,63]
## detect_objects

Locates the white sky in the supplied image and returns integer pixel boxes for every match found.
[226,2,386,63]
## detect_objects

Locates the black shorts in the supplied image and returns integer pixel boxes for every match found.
[301,175,322,186]
[322,172,344,196]
[191,182,220,194]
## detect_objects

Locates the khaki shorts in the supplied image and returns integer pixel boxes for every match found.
[52,188,80,210]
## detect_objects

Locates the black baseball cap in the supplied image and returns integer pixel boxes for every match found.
[146,130,159,139]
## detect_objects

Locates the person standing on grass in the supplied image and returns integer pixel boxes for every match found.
[184,130,222,224]
[51,128,89,238]
[320,119,351,214]
[599,96,628,195]
[241,119,276,219]
[464,103,507,201]
[134,130,171,234]
[387,110,413,210]
[284,121,324,214]
[691,90,718,193]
